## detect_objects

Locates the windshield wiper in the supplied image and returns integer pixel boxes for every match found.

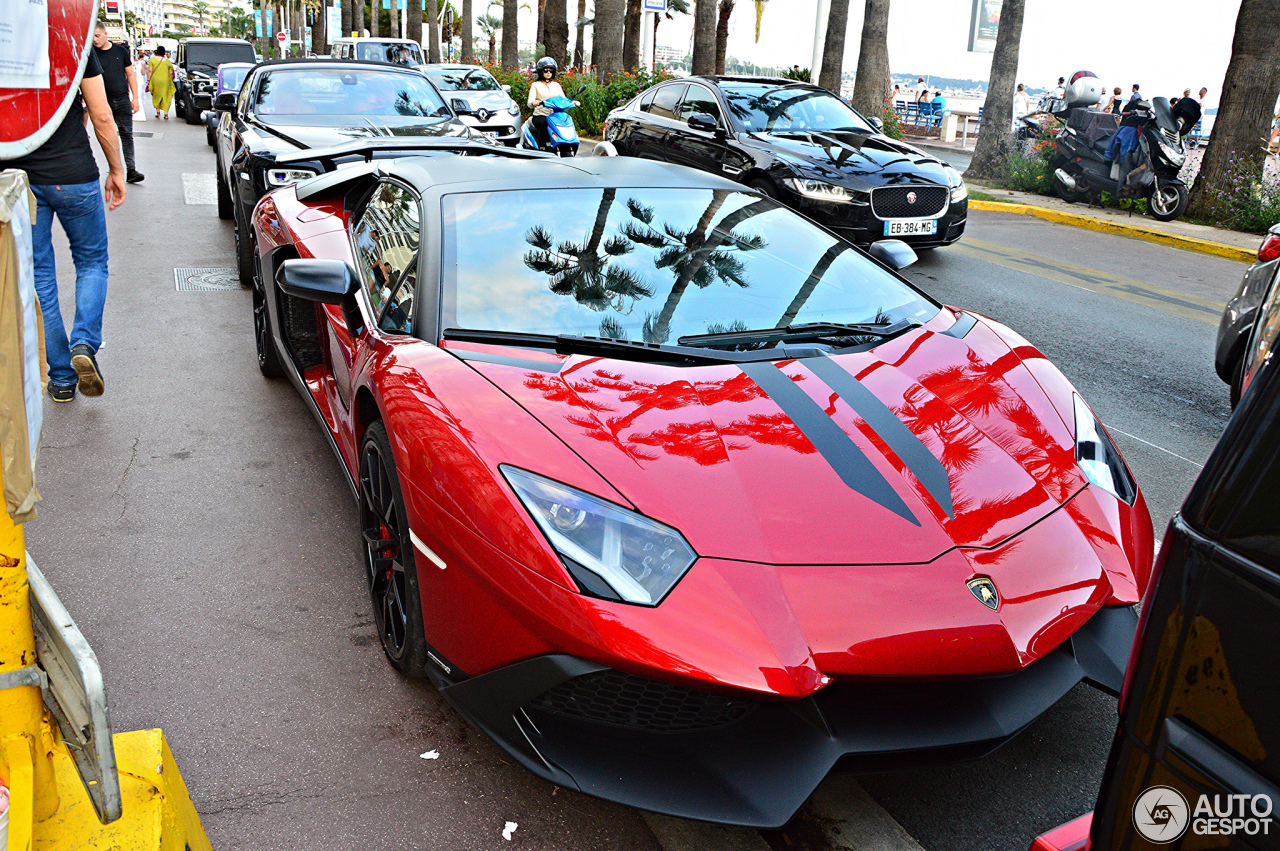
[678,319,919,349]
[441,328,832,365]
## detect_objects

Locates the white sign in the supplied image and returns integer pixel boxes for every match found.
[642,0,667,10]
[0,0,51,90]
[327,6,341,43]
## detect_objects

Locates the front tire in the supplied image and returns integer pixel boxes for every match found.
[216,164,233,221]
[359,421,429,676]
[234,198,255,287]
[184,95,202,125]
[175,93,186,120]
[1148,182,1188,222]
[252,279,285,378]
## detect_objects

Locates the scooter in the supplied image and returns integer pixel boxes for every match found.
[1049,95,1188,222]
[520,96,580,157]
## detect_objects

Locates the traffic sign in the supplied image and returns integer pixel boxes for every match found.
[642,0,667,11]
[276,30,287,43]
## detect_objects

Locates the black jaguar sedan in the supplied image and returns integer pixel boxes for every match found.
[214,59,479,285]
[601,76,968,249]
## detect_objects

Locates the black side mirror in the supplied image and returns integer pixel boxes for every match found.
[214,92,237,112]
[687,112,720,134]
[276,258,365,334]
[450,97,471,115]
[867,239,918,271]
[869,116,884,132]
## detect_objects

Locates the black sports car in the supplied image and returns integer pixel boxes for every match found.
[601,76,968,249]
[214,59,479,285]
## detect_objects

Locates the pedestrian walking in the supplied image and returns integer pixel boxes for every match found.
[146,45,175,120]
[1128,83,1141,103]
[1106,86,1123,114]
[0,51,126,402]
[92,24,144,184]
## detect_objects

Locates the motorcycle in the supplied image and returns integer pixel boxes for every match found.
[520,95,580,157]
[1048,76,1188,222]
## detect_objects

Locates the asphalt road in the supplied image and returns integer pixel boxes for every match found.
[24,118,1246,851]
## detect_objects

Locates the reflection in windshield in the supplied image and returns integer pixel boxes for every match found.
[254,68,449,117]
[357,42,424,65]
[186,45,256,73]
[444,188,938,343]
[424,68,501,91]
[720,84,874,134]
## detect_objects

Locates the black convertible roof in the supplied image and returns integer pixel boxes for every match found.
[384,154,744,194]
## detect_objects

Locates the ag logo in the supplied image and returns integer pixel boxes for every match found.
[1133,786,1190,843]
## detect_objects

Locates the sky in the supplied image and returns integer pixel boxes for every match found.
[522,0,1242,111]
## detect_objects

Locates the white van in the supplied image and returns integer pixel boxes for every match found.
[330,37,423,66]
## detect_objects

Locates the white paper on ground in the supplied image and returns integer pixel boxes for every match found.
[502,821,517,841]
[419,750,439,760]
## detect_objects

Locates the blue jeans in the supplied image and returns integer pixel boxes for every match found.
[31,182,109,388]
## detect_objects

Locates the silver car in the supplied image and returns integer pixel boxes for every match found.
[1216,223,1280,405]
[420,64,521,146]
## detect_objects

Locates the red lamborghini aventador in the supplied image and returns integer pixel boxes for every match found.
[248,142,1154,828]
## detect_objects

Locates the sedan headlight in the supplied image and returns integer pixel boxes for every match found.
[508,103,521,116]
[501,465,697,606]
[266,167,318,187]
[1073,395,1136,504]
[950,182,968,203]
[782,178,854,204]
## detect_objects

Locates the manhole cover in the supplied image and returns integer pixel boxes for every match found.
[174,267,239,291]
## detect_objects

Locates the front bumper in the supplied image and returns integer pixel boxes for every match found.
[786,191,968,248]
[440,603,1137,828]
[458,114,519,144]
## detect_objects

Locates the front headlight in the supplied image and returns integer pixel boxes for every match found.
[508,103,521,116]
[944,166,967,202]
[782,178,854,204]
[950,182,968,203]
[266,167,318,187]
[1157,139,1185,166]
[502,466,697,606]
[1073,395,1136,504]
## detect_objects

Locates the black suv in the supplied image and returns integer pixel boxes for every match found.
[175,37,256,125]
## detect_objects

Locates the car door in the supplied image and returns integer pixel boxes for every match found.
[667,82,739,177]
[330,180,422,414]
[1086,345,1280,849]
[633,82,686,161]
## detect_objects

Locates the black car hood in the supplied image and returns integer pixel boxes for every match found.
[253,116,474,151]
[748,130,953,186]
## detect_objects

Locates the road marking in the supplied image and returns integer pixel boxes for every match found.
[767,778,927,851]
[181,173,217,205]
[642,813,773,851]
[1108,427,1205,468]
[952,238,1227,326]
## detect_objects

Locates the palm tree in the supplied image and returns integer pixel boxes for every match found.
[622,0,640,70]
[593,0,625,74]
[460,0,474,61]
[849,0,889,116]
[192,0,210,34]
[499,0,518,68]
[573,0,589,69]
[751,0,765,41]
[339,0,350,40]
[966,0,1026,181]
[476,12,501,60]
[817,0,849,94]
[714,0,732,75]
[544,0,568,65]
[523,189,655,314]
[690,0,716,75]
[621,193,769,343]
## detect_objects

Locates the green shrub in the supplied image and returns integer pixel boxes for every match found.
[880,107,904,140]
[1001,129,1057,195]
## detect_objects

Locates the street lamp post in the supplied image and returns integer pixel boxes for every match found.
[809,0,829,85]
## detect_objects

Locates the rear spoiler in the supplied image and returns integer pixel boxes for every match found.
[275,137,551,173]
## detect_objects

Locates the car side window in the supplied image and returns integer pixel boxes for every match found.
[649,84,686,120]
[679,84,722,123]
[637,88,657,112]
[352,182,421,332]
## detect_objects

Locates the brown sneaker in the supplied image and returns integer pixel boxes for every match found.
[70,344,104,397]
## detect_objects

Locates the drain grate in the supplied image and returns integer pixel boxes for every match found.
[174,267,239,291]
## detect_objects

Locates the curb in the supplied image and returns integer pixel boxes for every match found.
[968,199,1256,263]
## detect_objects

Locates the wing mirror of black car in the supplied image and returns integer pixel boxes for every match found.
[687,112,723,136]
[868,116,884,132]
[214,92,237,112]
[867,239,918,271]
[276,258,365,335]
[450,97,471,115]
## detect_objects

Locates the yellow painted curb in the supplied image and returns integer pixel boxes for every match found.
[969,199,1257,264]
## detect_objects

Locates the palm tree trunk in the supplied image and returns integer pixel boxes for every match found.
[312,0,327,55]
[460,0,474,61]
[501,0,518,68]
[965,0,1025,181]
[818,0,849,95]
[849,0,887,114]
[489,31,496,61]
[574,0,586,69]
[714,0,733,76]
[622,0,641,70]
[777,243,849,326]
[417,0,433,60]
[594,0,625,75]
[544,0,569,66]
[1188,0,1280,221]
[353,0,364,35]
[690,0,716,75]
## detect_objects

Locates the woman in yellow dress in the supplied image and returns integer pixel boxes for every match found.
[146,45,175,120]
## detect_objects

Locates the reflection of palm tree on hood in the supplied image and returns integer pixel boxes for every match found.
[524,188,654,312]
[622,193,769,343]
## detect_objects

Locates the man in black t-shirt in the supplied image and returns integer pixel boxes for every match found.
[92,23,143,183]
[1,49,127,402]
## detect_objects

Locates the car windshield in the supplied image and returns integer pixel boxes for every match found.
[356,42,424,65]
[441,188,938,343]
[186,43,256,73]
[219,65,250,93]
[720,83,876,134]
[423,67,502,91]
[253,67,450,118]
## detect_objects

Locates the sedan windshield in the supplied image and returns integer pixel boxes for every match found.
[423,67,502,92]
[357,42,424,65]
[253,68,449,118]
[442,188,938,343]
[186,42,256,73]
[720,84,876,135]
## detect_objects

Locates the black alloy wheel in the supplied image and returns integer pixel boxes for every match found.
[358,421,428,676]
[251,279,284,378]
[185,93,202,125]
[234,199,255,287]
[216,162,233,221]
[749,178,780,200]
